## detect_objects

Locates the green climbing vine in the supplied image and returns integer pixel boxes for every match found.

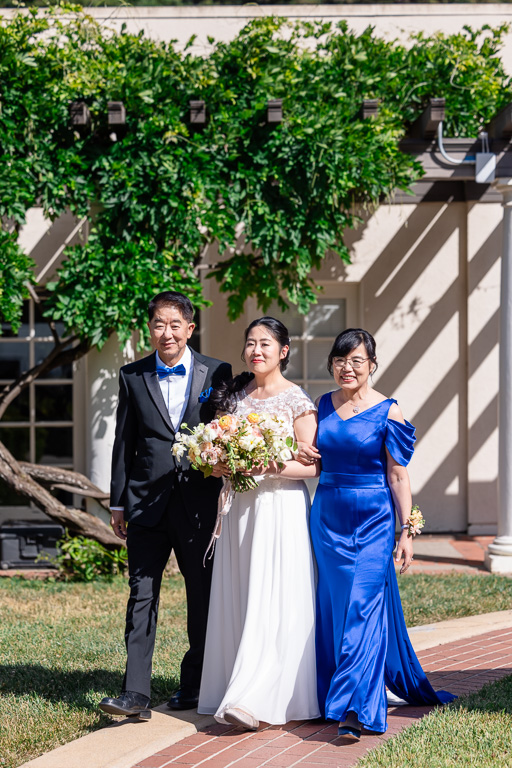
[1,5,511,346]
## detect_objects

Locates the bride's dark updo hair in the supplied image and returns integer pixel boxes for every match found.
[211,317,291,414]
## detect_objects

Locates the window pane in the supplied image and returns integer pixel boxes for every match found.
[306,299,346,337]
[35,343,73,380]
[0,342,30,379]
[307,340,334,379]
[266,301,303,337]
[0,479,28,506]
[34,302,65,339]
[53,487,74,506]
[0,427,30,461]
[284,344,303,380]
[0,301,30,338]
[35,385,73,421]
[35,427,73,464]
[0,388,29,422]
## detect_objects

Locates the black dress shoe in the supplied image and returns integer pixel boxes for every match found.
[167,687,200,710]
[99,691,152,720]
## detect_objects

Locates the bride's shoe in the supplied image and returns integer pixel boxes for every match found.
[223,707,259,731]
[338,712,361,740]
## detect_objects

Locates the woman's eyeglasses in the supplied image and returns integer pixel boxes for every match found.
[332,357,370,370]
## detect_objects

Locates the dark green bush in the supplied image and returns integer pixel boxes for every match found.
[51,532,128,581]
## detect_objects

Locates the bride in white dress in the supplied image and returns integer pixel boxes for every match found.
[198,317,321,730]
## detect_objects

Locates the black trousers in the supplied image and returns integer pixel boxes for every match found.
[122,491,215,698]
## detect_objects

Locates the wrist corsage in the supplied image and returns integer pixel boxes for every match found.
[401,505,425,537]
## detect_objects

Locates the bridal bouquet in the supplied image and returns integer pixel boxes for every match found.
[172,412,296,493]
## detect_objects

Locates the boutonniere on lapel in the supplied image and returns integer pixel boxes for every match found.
[199,387,213,403]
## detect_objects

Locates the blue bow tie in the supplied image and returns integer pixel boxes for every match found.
[156,364,186,379]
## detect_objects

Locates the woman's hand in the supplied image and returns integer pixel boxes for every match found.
[296,441,321,466]
[212,462,231,478]
[395,529,414,574]
[241,462,270,476]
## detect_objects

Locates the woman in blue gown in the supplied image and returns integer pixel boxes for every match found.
[306,328,455,739]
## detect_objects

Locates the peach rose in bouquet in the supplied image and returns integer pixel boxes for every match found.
[173,411,296,493]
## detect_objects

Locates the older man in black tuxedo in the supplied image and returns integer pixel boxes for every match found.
[99,291,231,718]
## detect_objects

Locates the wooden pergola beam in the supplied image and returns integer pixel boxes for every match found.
[359,99,379,120]
[408,98,446,140]
[189,100,206,126]
[486,102,512,140]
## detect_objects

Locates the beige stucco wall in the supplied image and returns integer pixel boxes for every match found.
[3,5,508,72]
[3,5,506,532]
[201,199,500,533]
[467,203,501,534]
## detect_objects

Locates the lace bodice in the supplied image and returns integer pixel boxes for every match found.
[235,385,317,440]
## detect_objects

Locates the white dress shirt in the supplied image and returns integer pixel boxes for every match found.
[109,347,194,512]
[156,346,193,430]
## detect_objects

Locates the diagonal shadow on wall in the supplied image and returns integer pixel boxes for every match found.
[26,210,85,283]
[348,202,501,530]
[363,203,458,333]
[417,395,498,526]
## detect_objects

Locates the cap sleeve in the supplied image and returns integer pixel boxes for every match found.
[385,418,416,466]
[288,387,317,421]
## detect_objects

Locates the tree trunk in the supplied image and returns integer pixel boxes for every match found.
[19,462,110,509]
[0,440,122,549]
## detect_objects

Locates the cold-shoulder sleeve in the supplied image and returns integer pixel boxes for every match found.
[288,387,317,421]
[385,418,416,466]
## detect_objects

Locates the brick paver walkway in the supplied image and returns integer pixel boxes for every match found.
[132,627,512,768]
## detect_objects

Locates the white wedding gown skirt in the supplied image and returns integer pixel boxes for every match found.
[198,476,320,724]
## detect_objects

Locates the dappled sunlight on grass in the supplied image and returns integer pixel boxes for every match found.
[0,575,187,768]
[359,676,512,767]
[2,572,512,768]
[399,572,512,627]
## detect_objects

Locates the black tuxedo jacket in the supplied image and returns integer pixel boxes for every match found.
[110,349,232,528]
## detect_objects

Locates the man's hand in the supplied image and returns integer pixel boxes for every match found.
[110,508,127,541]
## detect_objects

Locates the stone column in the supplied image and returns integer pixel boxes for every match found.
[85,334,136,524]
[485,179,512,572]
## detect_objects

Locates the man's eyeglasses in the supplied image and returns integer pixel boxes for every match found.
[332,357,370,370]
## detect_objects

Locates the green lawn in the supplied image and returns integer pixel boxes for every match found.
[358,676,512,768]
[398,572,512,626]
[1,572,512,768]
[0,575,188,768]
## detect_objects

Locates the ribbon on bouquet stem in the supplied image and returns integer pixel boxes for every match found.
[203,479,235,566]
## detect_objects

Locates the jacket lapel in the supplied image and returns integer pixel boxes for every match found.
[181,353,208,426]
[143,353,175,434]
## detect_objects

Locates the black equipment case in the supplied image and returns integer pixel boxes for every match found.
[0,520,64,569]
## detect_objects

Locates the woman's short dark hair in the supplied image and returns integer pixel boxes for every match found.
[327,328,377,376]
[148,291,194,323]
[211,317,291,413]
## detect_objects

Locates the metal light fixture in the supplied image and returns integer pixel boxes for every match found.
[189,100,206,127]
[69,101,91,130]
[360,99,379,120]
[266,99,283,124]
[108,101,126,141]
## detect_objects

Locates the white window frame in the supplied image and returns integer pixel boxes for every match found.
[0,299,75,510]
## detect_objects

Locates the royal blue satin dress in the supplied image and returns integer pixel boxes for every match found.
[310,395,455,733]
